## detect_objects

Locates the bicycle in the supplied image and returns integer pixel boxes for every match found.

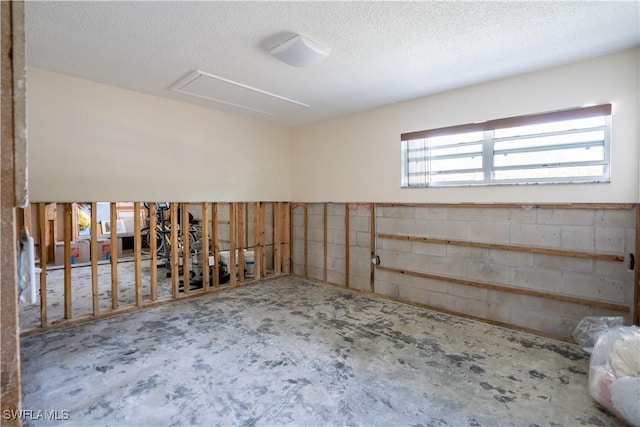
[141,203,197,258]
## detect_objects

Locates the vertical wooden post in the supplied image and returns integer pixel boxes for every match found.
[229,203,237,286]
[22,204,31,235]
[181,203,190,294]
[110,202,118,309]
[304,204,308,278]
[260,202,267,278]
[345,204,350,287]
[38,203,48,327]
[370,204,376,293]
[237,203,245,282]
[63,203,72,319]
[90,202,98,315]
[1,1,25,419]
[170,202,179,298]
[149,202,158,301]
[323,203,328,282]
[284,202,291,274]
[274,203,282,275]
[212,203,219,287]
[134,202,142,306]
[202,202,210,291]
[634,204,640,326]
[253,202,262,280]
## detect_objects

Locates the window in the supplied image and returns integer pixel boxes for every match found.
[401,104,611,187]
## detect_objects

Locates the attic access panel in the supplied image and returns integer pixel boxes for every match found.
[171,70,308,117]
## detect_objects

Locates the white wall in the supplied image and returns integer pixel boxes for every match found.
[291,48,640,203]
[27,68,291,202]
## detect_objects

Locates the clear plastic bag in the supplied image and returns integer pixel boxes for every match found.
[575,318,640,427]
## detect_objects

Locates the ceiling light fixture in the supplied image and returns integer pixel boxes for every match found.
[269,34,329,67]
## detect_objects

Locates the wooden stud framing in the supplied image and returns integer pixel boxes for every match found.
[378,233,625,262]
[202,202,210,291]
[149,202,158,301]
[274,203,282,275]
[212,203,219,287]
[1,1,25,418]
[237,203,245,282]
[377,265,629,313]
[283,202,291,274]
[63,202,72,319]
[260,202,267,278]
[182,203,190,294]
[323,203,328,282]
[134,202,142,306]
[253,202,262,281]
[229,203,237,286]
[304,204,308,278]
[90,202,98,315]
[634,204,640,325]
[110,202,118,309]
[170,202,179,298]
[345,204,350,287]
[370,204,375,293]
[38,203,48,327]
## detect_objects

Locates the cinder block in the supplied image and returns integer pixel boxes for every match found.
[446,245,486,261]
[332,230,346,245]
[309,228,324,243]
[293,263,305,276]
[327,270,346,286]
[307,266,324,281]
[466,262,510,285]
[350,216,370,232]
[412,241,446,256]
[447,283,488,302]
[466,222,510,244]
[381,206,414,219]
[308,203,324,215]
[466,299,489,319]
[397,219,429,235]
[537,209,594,226]
[376,249,398,267]
[561,225,595,251]
[398,284,430,306]
[507,207,537,224]
[327,243,345,259]
[410,276,448,294]
[380,238,412,253]
[595,209,635,228]
[350,246,371,261]
[327,215,345,231]
[327,256,345,272]
[293,226,305,240]
[510,224,561,247]
[560,272,627,302]
[356,231,371,248]
[427,220,466,240]
[510,267,561,292]
[375,281,399,298]
[307,214,323,229]
[594,227,625,253]
[397,253,428,272]
[423,255,465,277]
[308,241,324,256]
[449,207,510,222]
[593,260,633,280]
[536,254,593,273]
[293,213,305,227]
[415,207,447,220]
[376,217,398,234]
[349,275,370,292]
[488,249,534,267]
[430,292,466,313]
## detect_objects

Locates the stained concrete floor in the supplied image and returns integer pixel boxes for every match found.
[21,277,622,427]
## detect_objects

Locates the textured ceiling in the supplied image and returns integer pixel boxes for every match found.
[26,1,640,127]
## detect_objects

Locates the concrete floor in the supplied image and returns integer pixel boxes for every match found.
[21,277,622,427]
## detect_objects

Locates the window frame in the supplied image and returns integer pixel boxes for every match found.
[401,104,612,188]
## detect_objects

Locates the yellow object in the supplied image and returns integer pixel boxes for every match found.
[77,208,90,229]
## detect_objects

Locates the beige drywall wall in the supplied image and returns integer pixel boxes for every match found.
[27,67,291,202]
[291,48,640,203]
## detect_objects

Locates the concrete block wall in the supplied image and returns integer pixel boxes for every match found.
[306,203,324,281]
[327,203,346,286]
[349,204,373,292]
[374,205,636,338]
[292,206,305,277]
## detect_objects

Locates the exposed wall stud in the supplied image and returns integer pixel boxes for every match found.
[212,203,219,287]
[170,202,179,298]
[304,204,308,279]
[149,202,158,301]
[134,202,142,306]
[64,202,72,319]
[323,203,328,282]
[345,203,350,287]
[182,203,190,294]
[110,202,118,309]
[90,202,98,315]
[237,203,245,282]
[38,203,48,326]
[202,202,210,291]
